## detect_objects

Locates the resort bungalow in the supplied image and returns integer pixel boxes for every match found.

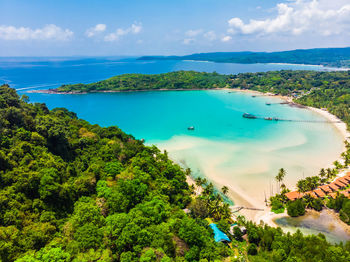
[329,192,338,199]
[334,180,347,189]
[305,191,317,199]
[313,188,326,198]
[319,185,332,194]
[341,191,350,197]
[230,224,247,235]
[328,183,340,191]
[337,177,350,186]
[344,173,350,182]
[285,191,303,201]
[210,224,231,243]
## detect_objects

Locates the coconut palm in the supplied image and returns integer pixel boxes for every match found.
[221,186,229,195]
[275,168,286,193]
[195,177,203,187]
[318,168,326,182]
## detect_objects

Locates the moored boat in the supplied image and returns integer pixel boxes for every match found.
[243,113,257,119]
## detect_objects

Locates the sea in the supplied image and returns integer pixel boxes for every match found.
[0,56,348,242]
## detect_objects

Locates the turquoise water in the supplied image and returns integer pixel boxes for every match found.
[26,90,344,208]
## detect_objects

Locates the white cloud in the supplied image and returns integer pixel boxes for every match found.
[204,31,216,41]
[131,23,142,34]
[104,23,142,42]
[221,35,232,42]
[227,0,350,36]
[0,24,73,40]
[185,29,203,37]
[183,38,195,45]
[86,24,106,37]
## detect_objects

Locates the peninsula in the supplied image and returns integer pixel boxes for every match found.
[39,70,350,128]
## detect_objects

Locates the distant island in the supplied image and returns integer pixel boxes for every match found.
[138,47,350,68]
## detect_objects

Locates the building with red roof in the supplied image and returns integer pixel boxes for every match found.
[328,183,340,191]
[285,191,303,201]
[314,188,326,198]
[319,185,332,194]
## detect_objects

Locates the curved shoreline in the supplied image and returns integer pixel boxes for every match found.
[29,86,350,228]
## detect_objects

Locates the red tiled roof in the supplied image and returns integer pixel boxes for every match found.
[341,191,350,197]
[306,191,317,199]
[314,189,326,198]
[319,185,332,193]
[285,191,303,201]
[344,173,350,180]
[329,192,337,199]
[337,177,349,185]
[334,181,347,188]
[328,183,340,191]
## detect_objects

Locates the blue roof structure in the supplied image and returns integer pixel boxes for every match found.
[209,223,231,243]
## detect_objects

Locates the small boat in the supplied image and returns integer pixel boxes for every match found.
[252,95,256,98]
[264,117,273,121]
[187,126,195,130]
[265,103,271,106]
[242,113,257,119]
[273,117,279,121]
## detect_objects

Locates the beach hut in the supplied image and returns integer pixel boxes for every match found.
[334,180,347,189]
[319,185,332,194]
[328,183,340,191]
[337,177,349,185]
[313,189,326,198]
[230,224,247,235]
[341,191,350,197]
[285,191,303,201]
[305,191,317,199]
[209,224,231,243]
[329,192,337,199]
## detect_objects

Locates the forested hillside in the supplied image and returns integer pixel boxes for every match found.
[2,84,350,261]
[57,71,229,93]
[0,85,230,261]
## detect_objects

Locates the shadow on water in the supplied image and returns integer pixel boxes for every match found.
[274,209,350,244]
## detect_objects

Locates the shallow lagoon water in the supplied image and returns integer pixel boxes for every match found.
[275,210,350,244]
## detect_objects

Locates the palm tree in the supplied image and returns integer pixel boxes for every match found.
[318,168,326,182]
[208,197,222,220]
[203,182,214,196]
[333,160,343,170]
[303,194,313,209]
[297,180,306,194]
[195,177,203,187]
[275,168,286,194]
[326,168,333,180]
[221,186,229,196]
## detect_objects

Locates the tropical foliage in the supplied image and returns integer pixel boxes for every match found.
[0,85,231,261]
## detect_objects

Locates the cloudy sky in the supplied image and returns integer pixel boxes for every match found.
[1,0,349,56]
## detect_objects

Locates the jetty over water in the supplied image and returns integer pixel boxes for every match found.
[231,206,264,213]
[242,113,341,124]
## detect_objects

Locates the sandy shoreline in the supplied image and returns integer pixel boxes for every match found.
[226,89,350,224]
[32,86,350,228]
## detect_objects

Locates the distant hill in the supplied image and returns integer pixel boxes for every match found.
[139,47,350,68]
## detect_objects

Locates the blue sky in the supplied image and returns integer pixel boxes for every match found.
[1,0,349,56]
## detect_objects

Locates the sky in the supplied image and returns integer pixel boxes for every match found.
[0,0,350,56]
